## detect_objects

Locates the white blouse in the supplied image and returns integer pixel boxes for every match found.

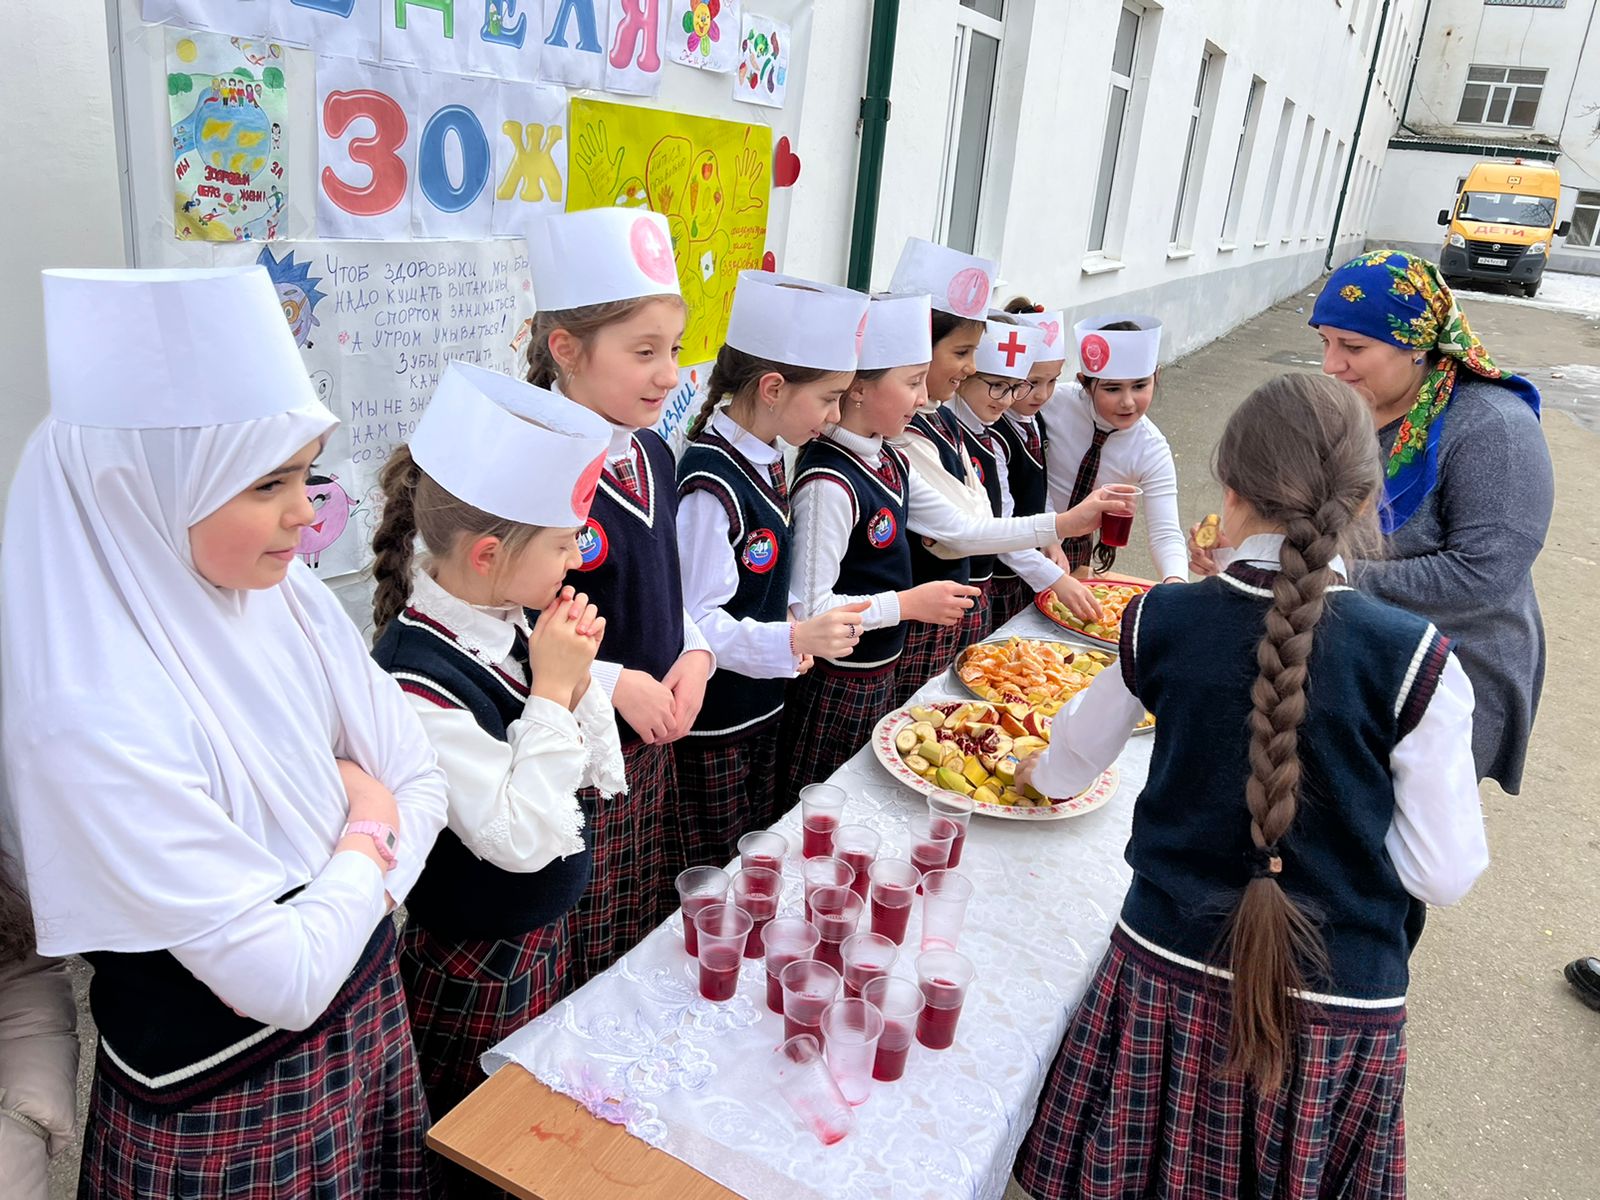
[1027,539,1488,907]
[1043,383,1188,582]
[400,569,627,873]
[789,425,1059,627]
[948,398,1063,593]
[675,410,801,680]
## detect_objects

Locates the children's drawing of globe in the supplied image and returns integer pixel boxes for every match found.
[198,98,272,178]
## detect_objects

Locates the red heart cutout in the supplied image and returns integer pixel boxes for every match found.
[761,251,776,272]
[773,137,801,188]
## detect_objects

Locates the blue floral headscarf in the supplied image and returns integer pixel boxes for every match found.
[1311,250,1540,533]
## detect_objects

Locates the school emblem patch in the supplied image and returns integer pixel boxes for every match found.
[575,518,609,571]
[742,527,779,574]
[867,507,898,549]
[969,455,985,484]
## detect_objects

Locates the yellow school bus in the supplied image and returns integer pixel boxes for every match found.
[1437,161,1570,298]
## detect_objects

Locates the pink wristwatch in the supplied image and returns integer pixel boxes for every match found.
[343,820,399,869]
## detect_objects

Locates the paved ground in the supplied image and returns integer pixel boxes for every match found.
[48,277,1600,1198]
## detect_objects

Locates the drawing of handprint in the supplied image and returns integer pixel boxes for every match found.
[574,121,625,203]
[733,145,766,214]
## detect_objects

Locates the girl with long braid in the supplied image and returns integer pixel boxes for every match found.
[1012,374,1488,1200]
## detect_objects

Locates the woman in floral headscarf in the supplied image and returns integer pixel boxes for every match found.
[1197,251,1552,792]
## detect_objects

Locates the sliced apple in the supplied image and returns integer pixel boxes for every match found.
[972,785,1001,806]
[936,766,975,796]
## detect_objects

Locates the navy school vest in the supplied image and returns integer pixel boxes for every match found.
[1117,564,1453,1003]
[903,409,971,589]
[677,428,793,741]
[791,436,913,669]
[569,430,686,745]
[372,608,593,940]
[991,413,1050,582]
[958,417,1005,585]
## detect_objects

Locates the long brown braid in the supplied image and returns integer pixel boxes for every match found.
[369,444,544,637]
[1213,373,1382,1091]
[685,343,834,441]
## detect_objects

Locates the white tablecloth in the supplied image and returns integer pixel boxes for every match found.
[484,607,1151,1200]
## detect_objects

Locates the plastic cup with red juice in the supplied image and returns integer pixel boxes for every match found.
[915,948,976,1049]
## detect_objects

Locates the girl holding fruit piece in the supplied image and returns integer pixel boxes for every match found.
[672,271,874,856]
[524,207,714,981]
[367,362,626,1192]
[780,291,1129,803]
[1012,373,1486,1200]
[987,296,1071,626]
[1044,316,1189,627]
[949,317,1086,640]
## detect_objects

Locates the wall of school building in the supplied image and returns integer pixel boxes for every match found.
[0,0,127,523]
[845,0,1428,363]
[1368,0,1600,275]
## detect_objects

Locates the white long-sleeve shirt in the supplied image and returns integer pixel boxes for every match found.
[790,425,1060,625]
[1028,541,1488,908]
[168,644,449,1031]
[1044,383,1188,582]
[676,410,802,680]
[586,422,715,696]
[400,568,626,870]
[948,398,1065,594]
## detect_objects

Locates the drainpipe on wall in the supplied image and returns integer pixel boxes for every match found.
[846,0,900,292]
[1325,0,1393,270]
[1398,0,1433,135]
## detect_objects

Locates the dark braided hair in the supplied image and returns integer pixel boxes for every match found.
[1213,373,1382,1091]
[0,851,34,964]
[369,445,544,637]
[931,309,984,346]
[685,343,834,441]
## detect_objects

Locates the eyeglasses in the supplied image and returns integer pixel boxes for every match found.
[983,378,1035,400]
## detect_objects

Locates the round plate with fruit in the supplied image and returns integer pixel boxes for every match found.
[871,700,1119,821]
[1035,580,1151,649]
[952,635,1116,715]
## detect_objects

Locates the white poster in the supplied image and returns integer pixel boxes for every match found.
[380,0,473,75]
[225,239,536,579]
[411,74,497,239]
[315,57,418,240]
[264,0,382,62]
[665,0,740,73]
[470,0,544,79]
[142,0,261,36]
[604,0,668,97]
[733,10,788,109]
[539,0,606,88]
[492,83,569,237]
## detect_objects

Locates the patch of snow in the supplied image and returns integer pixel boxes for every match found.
[1452,272,1600,317]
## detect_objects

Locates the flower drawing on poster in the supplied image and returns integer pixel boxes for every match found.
[734,11,787,108]
[168,29,289,242]
[668,0,740,73]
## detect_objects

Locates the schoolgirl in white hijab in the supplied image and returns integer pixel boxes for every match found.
[1,267,447,1198]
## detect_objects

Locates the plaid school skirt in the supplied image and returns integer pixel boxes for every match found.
[891,621,965,710]
[777,660,900,809]
[674,725,781,869]
[988,573,1034,630]
[1014,927,1408,1200]
[77,940,429,1200]
[571,738,676,987]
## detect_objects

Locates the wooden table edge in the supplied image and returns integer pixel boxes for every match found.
[427,1063,742,1199]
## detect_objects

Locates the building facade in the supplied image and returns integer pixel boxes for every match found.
[1368,0,1600,275]
[788,0,1428,362]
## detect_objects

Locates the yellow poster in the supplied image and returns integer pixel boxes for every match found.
[567,98,772,365]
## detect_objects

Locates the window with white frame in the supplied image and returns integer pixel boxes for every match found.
[1256,98,1295,244]
[935,0,1006,254]
[1320,139,1347,234]
[1088,4,1145,254]
[1569,190,1600,246]
[1221,77,1266,243]
[1301,129,1331,236]
[1170,48,1219,249]
[1456,66,1547,127]
[1282,115,1315,240]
